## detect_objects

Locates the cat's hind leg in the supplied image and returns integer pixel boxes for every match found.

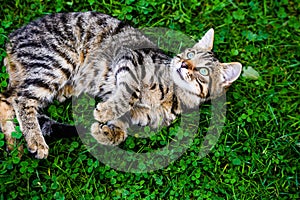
[13,96,49,159]
[0,94,17,151]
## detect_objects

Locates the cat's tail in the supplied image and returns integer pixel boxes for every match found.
[38,114,82,140]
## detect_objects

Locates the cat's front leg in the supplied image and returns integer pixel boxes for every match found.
[94,49,141,123]
[13,97,49,159]
[91,119,128,145]
[94,88,138,123]
[92,89,134,145]
[94,101,118,123]
[92,87,136,145]
[94,82,139,123]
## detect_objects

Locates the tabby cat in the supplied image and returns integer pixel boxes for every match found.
[0,12,242,159]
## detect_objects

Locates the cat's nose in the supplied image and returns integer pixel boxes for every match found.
[181,60,195,71]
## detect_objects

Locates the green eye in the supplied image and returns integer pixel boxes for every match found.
[187,51,195,59]
[199,68,209,76]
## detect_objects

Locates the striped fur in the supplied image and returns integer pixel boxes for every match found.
[0,12,242,158]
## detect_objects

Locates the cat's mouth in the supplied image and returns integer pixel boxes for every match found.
[176,61,189,81]
[181,61,188,69]
[176,68,185,80]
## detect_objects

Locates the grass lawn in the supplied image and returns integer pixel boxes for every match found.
[0,0,299,199]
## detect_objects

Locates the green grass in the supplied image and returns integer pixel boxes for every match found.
[0,0,299,199]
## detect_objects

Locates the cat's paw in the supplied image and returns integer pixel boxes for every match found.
[91,122,127,145]
[26,133,49,159]
[94,102,116,123]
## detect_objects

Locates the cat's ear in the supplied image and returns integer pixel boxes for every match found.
[193,28,214,51]
[221,62,242,87]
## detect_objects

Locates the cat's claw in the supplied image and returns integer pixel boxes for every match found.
[91,122,126,146]
[36,144,49,159]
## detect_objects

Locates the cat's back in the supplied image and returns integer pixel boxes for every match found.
[7,12,122,58]
[4,12,126,97]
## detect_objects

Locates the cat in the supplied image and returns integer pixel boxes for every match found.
[0,11,242,159]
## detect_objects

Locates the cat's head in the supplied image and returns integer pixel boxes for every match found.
[171,28,242,105]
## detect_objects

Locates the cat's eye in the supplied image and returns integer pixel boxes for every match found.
[199,68,209,76]
[187,51,195,59]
